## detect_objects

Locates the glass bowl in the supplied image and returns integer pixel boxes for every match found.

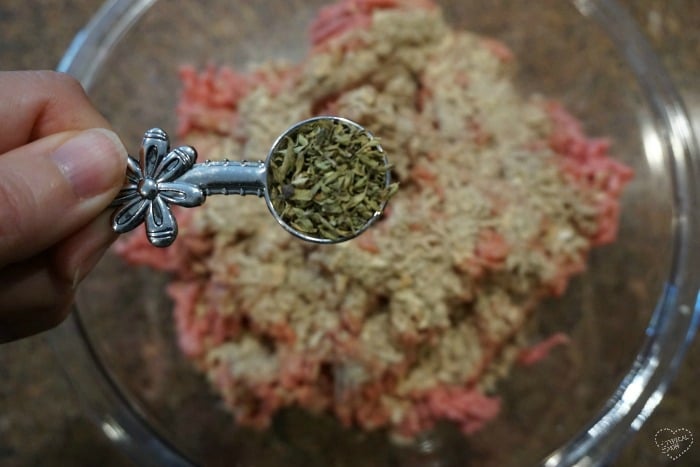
[52,0,700,466]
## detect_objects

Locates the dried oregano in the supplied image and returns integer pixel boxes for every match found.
[267,117,398,241]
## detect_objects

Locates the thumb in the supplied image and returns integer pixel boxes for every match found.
[0,128,127,267]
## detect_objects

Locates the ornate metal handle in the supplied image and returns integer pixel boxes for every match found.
[110,128,266,247]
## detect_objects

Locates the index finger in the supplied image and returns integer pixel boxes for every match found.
[0,70,111,154]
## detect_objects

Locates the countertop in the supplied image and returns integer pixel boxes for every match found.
[0,1,698,466]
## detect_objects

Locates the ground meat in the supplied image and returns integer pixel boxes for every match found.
[116,0,632,442]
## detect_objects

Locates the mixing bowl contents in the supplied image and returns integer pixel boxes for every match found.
[115,0,633,442]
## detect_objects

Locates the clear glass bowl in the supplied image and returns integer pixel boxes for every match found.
[52,0,700,466]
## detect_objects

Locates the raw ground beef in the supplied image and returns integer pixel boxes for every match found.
[115,0,632,442]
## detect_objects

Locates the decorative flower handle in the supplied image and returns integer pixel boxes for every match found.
[110,128,266,247]
[110,129,204,247]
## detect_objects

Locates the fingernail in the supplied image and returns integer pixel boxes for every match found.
[51,128,127,199]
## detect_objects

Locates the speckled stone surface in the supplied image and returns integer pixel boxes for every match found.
[0,1,698,466]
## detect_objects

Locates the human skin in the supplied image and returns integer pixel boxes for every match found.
[0,70,127,343]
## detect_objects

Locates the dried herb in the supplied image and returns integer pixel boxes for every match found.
[267,118,398,241]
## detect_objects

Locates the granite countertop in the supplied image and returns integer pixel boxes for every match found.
[0,1,698,466]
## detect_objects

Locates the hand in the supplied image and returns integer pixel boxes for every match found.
[0,70,127,343]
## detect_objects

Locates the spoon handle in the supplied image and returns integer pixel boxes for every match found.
[109,128,267,248]
[177,160,266,197]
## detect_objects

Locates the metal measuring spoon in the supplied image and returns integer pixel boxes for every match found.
[110,116,393,247]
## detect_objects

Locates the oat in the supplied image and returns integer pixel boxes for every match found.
[117,0,633,441]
